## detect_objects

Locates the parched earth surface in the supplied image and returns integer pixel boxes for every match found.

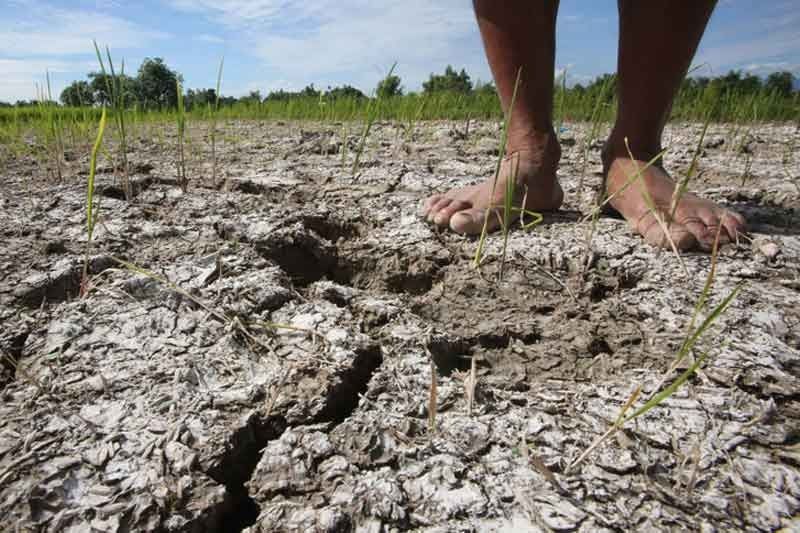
[1,119,799,532]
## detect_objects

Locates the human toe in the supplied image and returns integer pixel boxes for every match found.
[449,207,504,235]
[432,199,471,226]
[690,213,729,250]
[424,197,453,222]
[720,210,747,242]
[423,194,446,215]
[640,214,697,251]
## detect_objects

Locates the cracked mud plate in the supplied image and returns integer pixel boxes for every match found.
[1,120,799,532]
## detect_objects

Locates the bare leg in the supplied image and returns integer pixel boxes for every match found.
[604,0,746,250]
[422,0,563,235]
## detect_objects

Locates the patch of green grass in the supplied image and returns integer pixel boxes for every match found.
[93,41,131,200]
[37,71,65,182]
[176,80,187,190]
[352,62,397,176]
[81,107,107,296]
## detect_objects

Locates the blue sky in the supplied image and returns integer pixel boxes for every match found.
[2,0,798,102]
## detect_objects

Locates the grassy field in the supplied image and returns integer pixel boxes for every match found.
[1,82,797,185]
[1,83,798,141]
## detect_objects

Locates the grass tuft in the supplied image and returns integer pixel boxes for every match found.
[210,57,224,186]
[81,107,107,296]
[176,80,187,190]
[93,41,131,200]
[567,228,743,473]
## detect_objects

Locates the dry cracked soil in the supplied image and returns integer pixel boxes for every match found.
[1,119,799,532]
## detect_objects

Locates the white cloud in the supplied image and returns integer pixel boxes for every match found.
[0,1,168,101]
[0,58,95,102]
[0,5,167,56]
[168,0,489,93]
[697,1,800,75]
[697,28,800,74]
[195,34,226,44]
[742,61,800,77]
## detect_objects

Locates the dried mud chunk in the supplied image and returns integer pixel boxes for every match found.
[200,267,294,315]
[13,255,115,308]
[246,502,351,533]
[595,447,638,475]
[256,223,338,286]
[42,239,68,255]
[532,493,587,531]
[309,280,357,307]
[339,246,448,296]
[401,457,488,521]
[330,419,408,468]
[247,428,335,500]
[331,469,408,523]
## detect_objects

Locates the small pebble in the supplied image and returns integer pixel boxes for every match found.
[87,374,106,392]
[759,242,780,260]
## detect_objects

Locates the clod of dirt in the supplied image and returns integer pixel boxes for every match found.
[13,255,116,308]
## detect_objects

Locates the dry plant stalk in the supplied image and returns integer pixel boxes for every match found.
[109,257,323,346]
[467,355,477,416]
[455,356,478,416]
[428,361,438,434]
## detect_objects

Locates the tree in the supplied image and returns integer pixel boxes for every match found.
[60,80,94,107]
[584,73,616,103]
[376,74,402,98]
[474,80,496,97]
[715,70,762,96]
[739,72,762,94]
[422,65,472,94]
[185,88,217,110]
[137,57,181,109]
[265,89,292,101]
[240,90,263,104]
[327,85,365,99]
[88,71,139,106]
[300,84,320,98]
[765,71,794,97]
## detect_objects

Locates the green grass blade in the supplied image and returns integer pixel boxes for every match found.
[624,352,709,423]
[625,283,744,423]
[474,66,523,268]
[86,107,107,242]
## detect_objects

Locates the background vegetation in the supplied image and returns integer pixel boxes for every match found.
[0,59,796,175]
[2,59,797,125]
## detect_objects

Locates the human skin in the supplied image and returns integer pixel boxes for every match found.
[422,0,745,251]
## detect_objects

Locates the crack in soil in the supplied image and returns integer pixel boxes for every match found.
[203,415,289,532]
[199,344,383,532]
[0,329,29,389]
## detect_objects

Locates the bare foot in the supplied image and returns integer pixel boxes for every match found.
[422,135,563,235]
[603,151,746,251]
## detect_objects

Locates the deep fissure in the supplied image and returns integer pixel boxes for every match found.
[200,344,383,532]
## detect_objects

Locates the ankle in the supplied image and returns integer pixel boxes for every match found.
[506,127,561,165]
[603,128,663,170]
